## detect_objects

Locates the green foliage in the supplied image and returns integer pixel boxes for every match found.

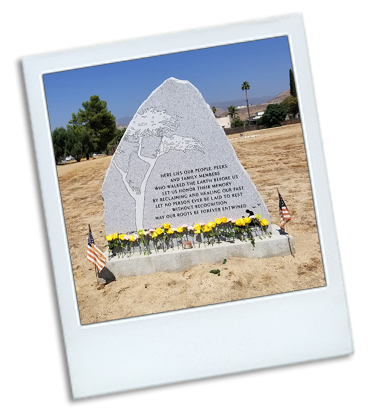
[227,105,238,120]
[223,259,227,264]
[231,115,243,128]
[289,69,297,98]
[212,106,217,116]
[108,127,126,152]
[320,73,326,101]
[52,127,68,164]
[258,104,287,128]
[65,126,94,162]
[210,269,221,276]
[241,81,250,92]
[68,95,117,154]
[281,95,299,117]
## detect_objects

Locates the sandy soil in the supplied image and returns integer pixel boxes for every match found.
[57,123,325,325]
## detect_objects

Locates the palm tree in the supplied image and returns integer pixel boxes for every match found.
[241,81,251,126]
[212,106,217,117]
[227,105,238,120]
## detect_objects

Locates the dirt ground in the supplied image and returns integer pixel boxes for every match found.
[57,123,326,325]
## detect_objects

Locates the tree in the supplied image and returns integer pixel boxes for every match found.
[212,106,217,116]
[65,126,94,162]
[111,108,203,230]
[320,72,326,101]
[52,127,68,164]
[241,81,251,121]
[281,95,299,118]
[227,105,238,122]
[289,69,297,98]
[108,127,126,152]
[257,104,287,128]
[231,115,243,128]
[69,95,117,154]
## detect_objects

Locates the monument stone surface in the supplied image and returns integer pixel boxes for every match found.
[102,78,271,235]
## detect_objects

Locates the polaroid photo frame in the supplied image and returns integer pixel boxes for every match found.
[23,14,353,399]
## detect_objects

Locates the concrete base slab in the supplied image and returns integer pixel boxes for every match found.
[104,225,295,279]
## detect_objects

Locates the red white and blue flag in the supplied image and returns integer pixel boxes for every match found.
[87,228,106,272]
[279,192,291,230]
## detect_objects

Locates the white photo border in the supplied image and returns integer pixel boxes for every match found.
[23,14,353,399]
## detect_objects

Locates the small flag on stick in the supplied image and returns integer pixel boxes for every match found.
[87,226,106,272]
[278,190,291,230]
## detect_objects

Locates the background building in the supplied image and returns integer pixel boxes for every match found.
[215,116,231,129]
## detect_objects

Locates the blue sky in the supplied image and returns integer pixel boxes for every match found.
[43,36,293,130]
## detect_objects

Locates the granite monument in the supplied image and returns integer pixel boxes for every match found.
[102,78,271,235]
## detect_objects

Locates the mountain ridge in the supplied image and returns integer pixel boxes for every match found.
[115,89,291,126]
[218,89,291,120]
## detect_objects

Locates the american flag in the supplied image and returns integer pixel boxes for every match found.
[87,227,106,272]
[279,191,291,230]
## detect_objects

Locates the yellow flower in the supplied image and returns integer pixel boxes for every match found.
[167,228,174,234]
[256,214,261,220]
[119,234,126,241]
[235,219,245,226]
[221,217,227,223]
[202,226,211,232]
[215,218,222,225]
[106,234,113,241]
[194,223,201,230]
[151,232,158,238]
[177,226,184,233]
[195,229,201,234]
[260,219,269,227]
[155,227,163,235]
[207,221,215,228]
[129,235,135,242]
[112,232,118,240]
[163,223,170,229]
[244,217,251,224]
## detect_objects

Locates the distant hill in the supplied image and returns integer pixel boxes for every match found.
[212,107,226,117]
[116,116,133,127]
[266,89,290,104]
[116,122,127,130]
[209,95,275,112]
[234,104,267,121]
[219,89,291,120]
[266,73,326,104]
[116,90,291,125]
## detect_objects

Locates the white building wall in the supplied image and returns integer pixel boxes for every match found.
[216,116,231,129]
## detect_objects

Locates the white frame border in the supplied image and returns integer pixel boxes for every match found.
[23,14,353,399]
